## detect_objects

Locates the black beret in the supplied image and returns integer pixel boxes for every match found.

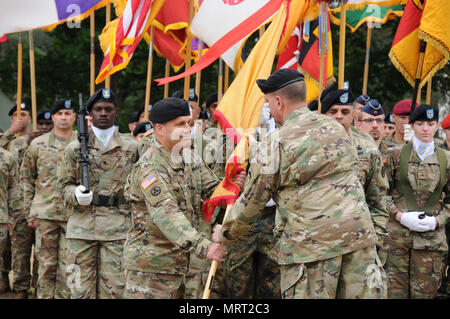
[384,112,394,124]
[8,102,30,116]
[133,121,153,137]
[172,88,198,102]
[51,98,74,114]
[205,92,218,108]
[320,87,355,114]
[354,94,370,105]
[85,88,118,113]
[409,104,438,123]
[37,109,52,122]
[128,111,139,124]
[361,99,384,116]
[308,99,318,112]
[149,97,191,124]
[198,109,210,120]
[256,69,305,94]
[137,104,152,120]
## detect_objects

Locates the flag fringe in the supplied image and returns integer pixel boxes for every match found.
[329,8,403,33]
[345,0,407,11]
[41,0,112,32]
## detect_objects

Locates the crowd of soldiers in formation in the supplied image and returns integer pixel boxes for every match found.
[0,68,449,299]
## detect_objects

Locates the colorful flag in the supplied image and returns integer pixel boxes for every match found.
[329,1,405,32]
[0,0,111,35]
[389,0,450,88]
[202,3,291,222]
[190,0,272,72]
[345,0,407,8]
[155,0,310,86]
[143,0,188,72]
[96,0,165,84]
[0,35,6,43]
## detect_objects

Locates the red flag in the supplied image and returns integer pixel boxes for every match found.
[276,24,301,70]
[143,0,188,72]
[0,34,6,42]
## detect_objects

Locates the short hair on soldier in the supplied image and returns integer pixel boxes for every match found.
[275,81,307,103]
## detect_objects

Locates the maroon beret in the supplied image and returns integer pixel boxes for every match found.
[393,99,417,115]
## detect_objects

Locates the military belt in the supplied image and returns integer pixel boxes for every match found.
[92,194,126,207]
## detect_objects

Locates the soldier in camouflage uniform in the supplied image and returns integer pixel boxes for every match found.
[218,69,386,299]
[322,93,389,249]
[383,104,449,299]
[0,148,21,294]
[0,103,31,150]
[58,89,138,299]
[21,99,78,299]
[383,99,413,148]
[204,92,219,130]
[123,97,240,299]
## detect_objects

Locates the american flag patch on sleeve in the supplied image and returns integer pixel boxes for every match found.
[141,175,157,190]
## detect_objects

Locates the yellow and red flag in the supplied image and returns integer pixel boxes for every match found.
[202,2,309,222]
[389,0,450,88]
[96,0,165,84]
[142,0,188,72]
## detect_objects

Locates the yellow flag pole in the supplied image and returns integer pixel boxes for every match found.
[164,59,170,98]
[29,30,37,131]
[90,12,95,95]
[224,64,230,93]
[318,2,328,114]
[195,40,203,97]
[338,0,347,89]
[362,23,372,95]
[426,78,432,104]
[105,4,111,89]
[202,204,232,299]
[16,32,23,133]
[183,0,194,100]
[144,25,155,121]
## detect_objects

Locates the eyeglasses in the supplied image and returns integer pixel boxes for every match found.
[361,118,384,124]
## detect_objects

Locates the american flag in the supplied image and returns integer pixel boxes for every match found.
[96,0,164,84]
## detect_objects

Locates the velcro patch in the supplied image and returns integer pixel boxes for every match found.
[141,175,157,190]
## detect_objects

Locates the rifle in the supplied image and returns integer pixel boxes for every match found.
[77,93,90,192]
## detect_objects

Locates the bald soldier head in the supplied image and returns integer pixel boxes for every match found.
[256,69,307,125]
[149,97,192,153]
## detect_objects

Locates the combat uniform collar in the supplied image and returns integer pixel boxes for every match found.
[88,128,121,154]
[284,106,310,125]
[153,139,184,170]
[48,130,77,147]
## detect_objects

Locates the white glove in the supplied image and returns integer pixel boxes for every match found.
[75,185,93,206]
[265,198,276,207]
[400,211,429,232]
[259,103,271,125]
[403,124,414,141]
[418,215,437,231]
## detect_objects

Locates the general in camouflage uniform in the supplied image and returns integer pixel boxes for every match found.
[21,99,78,299]
[123,97,230,299]
[0,148,21,293]
[219,69,385,299]
[58,89,138,299]
[383,104,450,299]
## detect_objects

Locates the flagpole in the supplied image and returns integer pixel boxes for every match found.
[183,0,195,100]
[411,40,427,111]
[338,0,347,89]
[203,204,232,299]
[318,2,328,114]
[144,25,155,121]
[195,40,203,98]
[218,59,223,103]
[224,64,230,92]
[29,30,37,131]
[362,23,373,95]
[90,12,95,95]
[164,59,170,98]
[105,4,111,90]
[16,32,23,133]
[426,78,432,104]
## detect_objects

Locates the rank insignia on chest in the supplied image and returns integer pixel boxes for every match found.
[141,175,157,190]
